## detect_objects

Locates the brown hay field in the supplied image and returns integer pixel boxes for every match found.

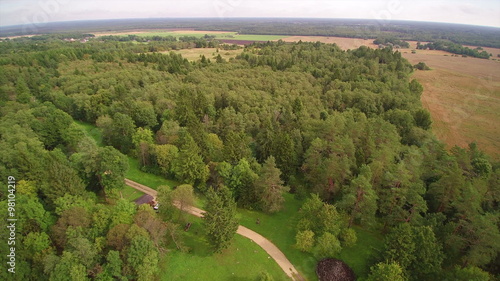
[404,51,500,159]
[280,36,379,50]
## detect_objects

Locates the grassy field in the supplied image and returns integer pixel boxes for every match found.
[403,51,500,160]
[160,216,288,281]
[171,48,241,62]
[280,36,379,50]
[237,193,383,280]
[95,30,235,38]
[95,30,287,42]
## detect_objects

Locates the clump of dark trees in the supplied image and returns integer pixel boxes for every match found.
[0,35,498,281]
[417,41,491,59]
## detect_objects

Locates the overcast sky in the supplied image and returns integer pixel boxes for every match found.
[0,0,499,28]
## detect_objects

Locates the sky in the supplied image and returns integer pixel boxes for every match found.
[0,0,499,28]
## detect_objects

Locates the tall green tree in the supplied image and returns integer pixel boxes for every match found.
[367,262,405,281]
[338,165,377,227]
[203,186,239,253]
[172,131,208,187]
[255,156,289,213]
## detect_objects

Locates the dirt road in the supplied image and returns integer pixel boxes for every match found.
[124,179,304,281]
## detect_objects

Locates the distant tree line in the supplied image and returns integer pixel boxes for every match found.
[417,41,491,59]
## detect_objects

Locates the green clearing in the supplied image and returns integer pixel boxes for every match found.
[75,120,103,146]
[160,216,288,281]
[219,34,288,41]
[126,157,178,190]
[96,31,287,42]
[120,184,144,201]
[237,193,384,280]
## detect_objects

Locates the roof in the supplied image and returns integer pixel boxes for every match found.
[134,194,154,205]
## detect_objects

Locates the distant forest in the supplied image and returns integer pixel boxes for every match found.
[2,18,500,48]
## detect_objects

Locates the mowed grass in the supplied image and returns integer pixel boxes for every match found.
[75,120,103,146]
[120,184,144,201]
[160,216,289,281]
[172,48,241,62]
[338,227,384,278]
[126,157,178,190]
[237,193,384,280]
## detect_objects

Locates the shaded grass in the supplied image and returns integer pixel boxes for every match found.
[160,216,288,281]
[126,157,178,190]
[75,120,103,145]
[237,193,317,280]
[338,227,384,278]
[120,184,144,202]
[237,194,384,280]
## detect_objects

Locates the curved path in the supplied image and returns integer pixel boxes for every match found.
[124,178,304,281]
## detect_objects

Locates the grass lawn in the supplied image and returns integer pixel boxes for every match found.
[120,184,144,201]
[75,120,103,146]
[126,157,178,190]
[338,227,384,278]
[237,193,317,280]
[237,193,384,280]
[160,216,288,281]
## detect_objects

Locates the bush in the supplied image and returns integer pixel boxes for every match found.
[295,230,315,252]
[413,62,430,70]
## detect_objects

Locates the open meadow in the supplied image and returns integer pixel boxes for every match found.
[403,50,500,160]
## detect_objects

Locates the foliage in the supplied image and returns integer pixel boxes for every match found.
[295,230,315,253]
[367,262,405,281]
[203,186,239,253]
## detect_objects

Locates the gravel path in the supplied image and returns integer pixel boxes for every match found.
[124,178,304,280]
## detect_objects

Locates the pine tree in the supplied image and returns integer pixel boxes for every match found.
[203,186,239,253]
[256,156,289,213]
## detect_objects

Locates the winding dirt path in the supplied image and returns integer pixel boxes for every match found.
[124,179,304,281]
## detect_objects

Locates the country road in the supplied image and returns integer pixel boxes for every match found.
[124,178,304,281]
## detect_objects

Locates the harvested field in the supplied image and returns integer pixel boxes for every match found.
[280,36,379,50]
[404,51,500,159]
[219,39,266,46]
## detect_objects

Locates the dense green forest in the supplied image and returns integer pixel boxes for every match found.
[0,35,499,281]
